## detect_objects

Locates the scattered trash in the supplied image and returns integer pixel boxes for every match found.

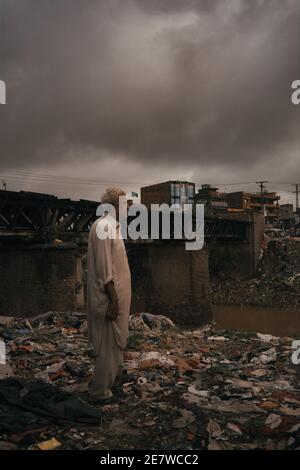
[226,423,242,435]
[251,348,277,365]
[173,410,195,429]
[257,333,279,343]
[141,313,175,331]
[37,437,62,451]
[288,423,300,434]
[0,311,299,450]
[188,385,209,398]
[208,335,228,342]
[108,419,139,436]
[139,351,175,369]
[0,378,101,433]
[129,313,175,333]
[0,440,18,450]
[212,238,300,309]
[0,316,15,326]
[137,377,147,386]
[0,364,14,380]
[207,418,223,439]
[265,414,282,430]
[250,369,268,378]
[259,400,278,410]
[279,406,300,417]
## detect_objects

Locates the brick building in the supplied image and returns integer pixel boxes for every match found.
[141,181,195,209]
[195,184,228,211]
[226,191,280,224]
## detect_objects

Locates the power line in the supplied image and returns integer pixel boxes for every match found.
[1,169,298,188]
[1,169,299,205]
[0,174,146,187]
[197,181,258,187]
[0,168,151,186]
[268,182,299,185]
[266,186,294,194]
[197,181,298,190]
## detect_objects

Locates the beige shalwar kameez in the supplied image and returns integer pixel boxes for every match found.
[87,214,131,399]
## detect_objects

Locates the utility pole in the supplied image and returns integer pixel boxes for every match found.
[292,183,299,212]
[256,180,268,215]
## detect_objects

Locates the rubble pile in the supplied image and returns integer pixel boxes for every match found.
[212,238,300,308]
[0,311,300,450]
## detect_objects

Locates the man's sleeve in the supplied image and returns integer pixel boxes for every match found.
[95,222,114,286]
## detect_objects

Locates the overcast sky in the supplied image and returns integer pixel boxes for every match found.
[0,0,299,203]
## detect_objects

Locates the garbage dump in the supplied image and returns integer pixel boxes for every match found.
[212,238,300,309]
[0,310,299,450]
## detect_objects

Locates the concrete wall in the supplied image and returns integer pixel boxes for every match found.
[0,212,263,320]
[127,242,212,326]
[0,240,212,327]
[0,243,80,316]
[208,212,265,279]
[249,212,265,274]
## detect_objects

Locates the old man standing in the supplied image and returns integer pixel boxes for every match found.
[87,187,131,402]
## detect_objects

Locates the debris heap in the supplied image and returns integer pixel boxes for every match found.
[0,311,299,450]
[212,238,300,308]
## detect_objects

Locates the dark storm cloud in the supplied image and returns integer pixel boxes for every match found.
[0,0,299,176]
